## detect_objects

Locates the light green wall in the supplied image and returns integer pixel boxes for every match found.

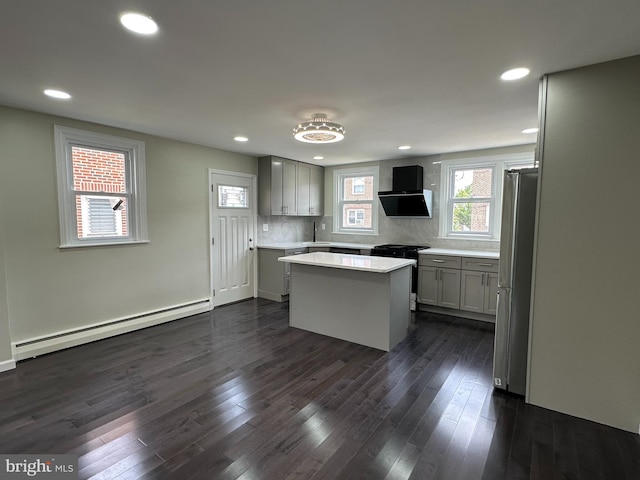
[0,106,257,343]
[0,192,12,366]
[529,56,640,432]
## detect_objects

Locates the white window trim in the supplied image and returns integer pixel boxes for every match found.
[333,166,379,235]
[439,152,534,240]
[54,125,149,248]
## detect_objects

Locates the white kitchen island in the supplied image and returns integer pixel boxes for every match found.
[278,252,416,351]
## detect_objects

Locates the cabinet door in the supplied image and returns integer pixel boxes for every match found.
[460,270,485,313]
[309,165,324,216]
[296,163,311,216]
[282,159,297,215]
[270,160,284,214]
[418,266,438,305]
[484,273,499,315]
[438,268,461,309]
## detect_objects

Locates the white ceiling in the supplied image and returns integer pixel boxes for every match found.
[2,1,639,166]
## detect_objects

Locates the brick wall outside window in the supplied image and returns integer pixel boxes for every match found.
[71,147,128,237]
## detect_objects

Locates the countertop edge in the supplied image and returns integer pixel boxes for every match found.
[278,252,416,273]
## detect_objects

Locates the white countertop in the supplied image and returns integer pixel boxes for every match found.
[259,241,376,250]
[419,248,499,259]
[278,252,416,273]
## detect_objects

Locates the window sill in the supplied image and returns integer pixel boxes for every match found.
[59,240,150,249]
[437,235,497,242]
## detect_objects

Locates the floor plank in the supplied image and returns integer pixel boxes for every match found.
[0,298,638,479]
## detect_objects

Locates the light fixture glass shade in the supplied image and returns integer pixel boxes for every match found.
[293,113,345,143]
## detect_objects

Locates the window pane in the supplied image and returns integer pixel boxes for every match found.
[452,201,490,232]
[343,204,371,229]
[343,175,373,200]
[454,168,492,198]
[72,146,126,193]
[218,185,248,208]
[77,195,128,238]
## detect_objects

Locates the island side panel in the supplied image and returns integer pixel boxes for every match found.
[388,266,412,348]
[289,263,411,351]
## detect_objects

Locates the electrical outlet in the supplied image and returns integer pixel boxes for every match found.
[321,223,325,230]
[262,224,268,232]
[494,378,502,387]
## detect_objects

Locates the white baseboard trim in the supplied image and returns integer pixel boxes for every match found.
[12,298,212,361]
[0,358,16,372]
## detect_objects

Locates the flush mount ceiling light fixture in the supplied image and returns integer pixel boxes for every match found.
[293,113,345,144]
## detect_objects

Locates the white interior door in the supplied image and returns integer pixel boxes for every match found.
[210,171,257,306]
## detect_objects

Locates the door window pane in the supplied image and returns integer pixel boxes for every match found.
[218,185,248,208]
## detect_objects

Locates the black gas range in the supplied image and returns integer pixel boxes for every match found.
[369,244,429,295]
[369,244,429,260]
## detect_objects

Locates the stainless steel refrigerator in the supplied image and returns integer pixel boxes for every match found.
[493,167,538,396]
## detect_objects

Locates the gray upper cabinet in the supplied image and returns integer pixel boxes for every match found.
[259,156,323,216]
[259,156,298,216]
[309,164,323,216]
[297,163,324,216]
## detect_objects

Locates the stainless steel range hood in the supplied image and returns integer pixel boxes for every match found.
[378,165,433,218]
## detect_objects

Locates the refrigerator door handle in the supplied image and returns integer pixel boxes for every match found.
[493,287,512,390]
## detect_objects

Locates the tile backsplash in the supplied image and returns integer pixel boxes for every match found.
[257,215,317,244]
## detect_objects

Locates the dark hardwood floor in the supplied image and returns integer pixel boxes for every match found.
[1,298,638,479]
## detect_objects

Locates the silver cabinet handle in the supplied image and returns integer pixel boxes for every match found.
[479,263,493,267]
[432,259,445,263]
[481,272,485,285]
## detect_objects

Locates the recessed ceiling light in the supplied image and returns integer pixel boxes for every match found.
[398,145,411,150]
[522,127,539,134]
[313,156,324,160]
[234,136,249,142]
[44,89,71,99]
[500,67,530,81]
[120,12,158,35]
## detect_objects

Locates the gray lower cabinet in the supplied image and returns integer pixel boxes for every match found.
[258,247,307,301]
[460,258,499,315]
[418,253,499,319]
[418,265,461,309]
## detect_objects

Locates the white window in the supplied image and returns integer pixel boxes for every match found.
[334,166,379,235]
[54,126,148,247]
[439,153,535,240]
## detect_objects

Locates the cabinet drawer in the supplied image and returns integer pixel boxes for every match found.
[462,257,499,273]
[419,255,461,269]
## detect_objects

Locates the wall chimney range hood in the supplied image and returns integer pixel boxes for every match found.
[378,165,433,218]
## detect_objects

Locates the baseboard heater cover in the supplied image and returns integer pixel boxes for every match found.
[12,298,211,360]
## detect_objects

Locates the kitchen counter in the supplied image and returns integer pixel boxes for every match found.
[419,248,499,259]
[258,241,376,250]
[279,252,413,352]
[278,252,415,273]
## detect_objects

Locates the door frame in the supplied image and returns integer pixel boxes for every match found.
[208,169,258,306]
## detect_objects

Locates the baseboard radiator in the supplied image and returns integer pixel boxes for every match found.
[12,298,211,361]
